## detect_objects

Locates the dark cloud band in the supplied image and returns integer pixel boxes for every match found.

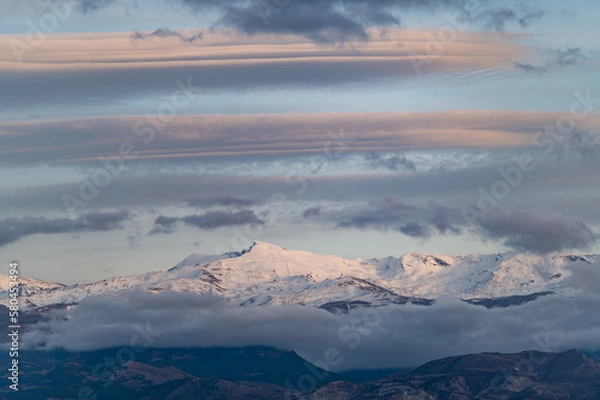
[0,210,130,248]
[149,209,265,235]
[309,196,598,253]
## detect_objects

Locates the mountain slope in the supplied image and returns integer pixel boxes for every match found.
[305,350,600,399]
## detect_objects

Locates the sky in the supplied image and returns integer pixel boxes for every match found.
[1,0,600,284]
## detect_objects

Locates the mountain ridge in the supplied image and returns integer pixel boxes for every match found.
[1,241,596,311]
[3,347,599,400]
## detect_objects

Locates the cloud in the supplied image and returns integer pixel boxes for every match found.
[132,28,203,44]
[365,152,416,171]
[149,210,265,234]
[331,197,462,235]
[478,209,598,254]
[514,47,589,73]
[74,0,118,13]
[303,207,321,218]
[182,210,265,229]
[4,156,600,238]
[514,62,545,73]
[0,210,130,248]
[4,110,590,167]
[316,196,597,253]
[469,5,544,32]
[553,47,586,66]
[148,216,179,235]
[399,221,430,238]
[63,0,546,42]
[18,289,600,370]
[188,195,259,209]
[430,201,461,234]
[215,0,387,43]
[517,7,545,27]
[0,28,525,112]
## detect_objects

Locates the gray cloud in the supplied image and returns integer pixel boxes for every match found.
[60,0,545,42]
[365,152,416,171]
[188,195,259,209]
[75,0,118,13]
[517,7,545,27]
[0,27,532,114]
[132,28,203,44]
[303,207,321,218]
[515,47,589,73]
[430,202,461,235]
[183,0,544,41]
[4,155,600,239]
[149,209,265,234]
[335,196,422,230]
[470,5,543,32]
[332,197,463,238]
[19,289,600,370]
[514,62,545,73]
[318,196,597,253]
[479,209,598,254]
[148,215,180,235]
[0,210,130,248]
[399,221,430,238]
[0,57,455,112]
[2,112,567,167]
[182,210,265,229]
[553,47,586,66]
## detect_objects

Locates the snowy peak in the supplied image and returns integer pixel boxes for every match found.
[217,241,363,281]
[402,253,456,267]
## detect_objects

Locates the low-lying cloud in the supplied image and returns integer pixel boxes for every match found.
[18,288,600,370]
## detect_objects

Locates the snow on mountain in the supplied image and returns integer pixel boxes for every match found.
[2,242,597,311]
[373,252,583,299]
[0,275,65,296]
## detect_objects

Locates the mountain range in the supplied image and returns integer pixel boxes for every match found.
[1,241,595,312]
[0,242,600,312]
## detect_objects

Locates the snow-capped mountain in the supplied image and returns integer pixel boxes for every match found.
[0,275,65,294]
[1,242,596,311]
